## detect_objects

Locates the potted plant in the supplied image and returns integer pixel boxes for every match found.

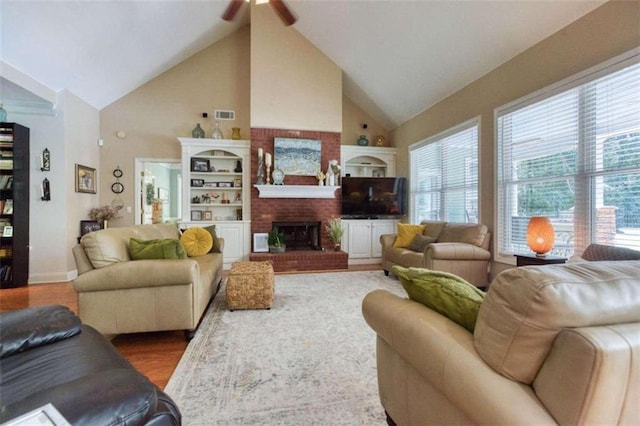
[325,218,345,251]
[268,227,287,253]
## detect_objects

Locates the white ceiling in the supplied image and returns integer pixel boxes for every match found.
[1,0,605,130]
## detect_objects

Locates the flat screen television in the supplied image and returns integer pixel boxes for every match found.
[341,177,407,218]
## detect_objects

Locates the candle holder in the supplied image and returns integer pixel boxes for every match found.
[41,178,51,201]
[256,158,265,185]
[266,165,272,185]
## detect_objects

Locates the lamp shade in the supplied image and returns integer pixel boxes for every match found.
[527,216,555,256]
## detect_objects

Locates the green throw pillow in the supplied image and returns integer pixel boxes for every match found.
[392,266,485,332]
[203,225,222,253]
[129,238,187,260]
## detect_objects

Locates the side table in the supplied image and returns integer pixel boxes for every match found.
[515,254,568,267]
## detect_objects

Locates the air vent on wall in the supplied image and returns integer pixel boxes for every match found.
[215,110,235,121]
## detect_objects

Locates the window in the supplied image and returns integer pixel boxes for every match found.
[410,118,479,224]
[496,51,640,262]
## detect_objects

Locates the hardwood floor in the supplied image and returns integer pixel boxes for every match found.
[0,282,188,389]
[0,264,381,390]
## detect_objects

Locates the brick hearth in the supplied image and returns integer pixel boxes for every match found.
[250,128,342,272]
[250,250,348,272]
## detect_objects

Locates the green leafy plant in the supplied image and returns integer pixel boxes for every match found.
[268,227,287,247]
[325,218,345,244]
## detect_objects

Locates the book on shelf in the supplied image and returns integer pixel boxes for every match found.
[0,265,12,281]
[0,159,13,170]
[2,199,12,214]
[0,176,12,189]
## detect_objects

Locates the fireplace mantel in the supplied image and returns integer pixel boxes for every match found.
[254,185,339,199]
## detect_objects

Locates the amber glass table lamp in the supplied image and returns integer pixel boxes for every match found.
[526,216,555,257]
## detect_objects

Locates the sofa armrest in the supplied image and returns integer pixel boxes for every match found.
[380,234,397,249]
[425,242,491,260]
[362,290,555,424]
[0,306,81,359]
[73,259,199,293]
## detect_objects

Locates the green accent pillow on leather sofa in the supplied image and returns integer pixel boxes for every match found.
[129,238,187,260]
[392,265,485,332]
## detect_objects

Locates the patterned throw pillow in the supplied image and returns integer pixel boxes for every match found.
[392,266,485,332]
[129,238,187,260]
[393,223,427,248]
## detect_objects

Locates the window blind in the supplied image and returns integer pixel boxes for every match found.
[410,118,479,224]
[496,55,640,260]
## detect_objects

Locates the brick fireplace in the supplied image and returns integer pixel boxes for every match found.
[249,128,347,272]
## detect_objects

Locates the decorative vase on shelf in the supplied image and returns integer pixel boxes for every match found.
[357,135,369,146]
[212,121,224,139]
[192,123,205,138]
[231,127,241,140]
[102,220,108,229]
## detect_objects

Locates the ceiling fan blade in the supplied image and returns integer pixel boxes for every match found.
[270,0,297,26]
[222,0,244,21]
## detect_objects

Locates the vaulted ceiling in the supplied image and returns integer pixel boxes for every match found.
[0,0,605,130]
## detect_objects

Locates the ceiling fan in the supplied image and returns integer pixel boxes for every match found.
[222,0,297,26]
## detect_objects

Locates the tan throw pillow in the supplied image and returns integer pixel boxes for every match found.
[393,223,427,248]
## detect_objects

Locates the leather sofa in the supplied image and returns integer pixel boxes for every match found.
[72,223,223,339]
[380,221,491,287]
[0,305,181,425]
[363,260,640,425]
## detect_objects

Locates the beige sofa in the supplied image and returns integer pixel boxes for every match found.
[72,223,223,339]
[363,260,640,425]
[380,221,491,287]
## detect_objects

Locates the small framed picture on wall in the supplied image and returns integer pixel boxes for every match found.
[253,233,268,253]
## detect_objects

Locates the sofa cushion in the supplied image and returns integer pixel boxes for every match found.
[474,260,640,384]
[181,227,213,256]
[393,266,485,332]
[407,235,437,252]
[129,238,187,260]
[438,223,488,247]
[393,223,426,248]
[81,224,181,269]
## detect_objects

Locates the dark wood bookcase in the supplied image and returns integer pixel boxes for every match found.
[0,122,29,288]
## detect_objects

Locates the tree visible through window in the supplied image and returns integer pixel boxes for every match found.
[497,55,640,261]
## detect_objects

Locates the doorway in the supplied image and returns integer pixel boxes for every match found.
[135,158,181,225]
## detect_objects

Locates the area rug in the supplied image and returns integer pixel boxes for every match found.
[164,270,405,425]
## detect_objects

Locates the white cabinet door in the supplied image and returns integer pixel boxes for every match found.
[371,220,396,258]
[215,222,246,267]
[347,221,372,259]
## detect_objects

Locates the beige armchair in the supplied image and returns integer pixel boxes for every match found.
[380,221,491,287]
[363,260,640,425]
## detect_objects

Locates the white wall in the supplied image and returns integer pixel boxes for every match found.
[1,67,100,283]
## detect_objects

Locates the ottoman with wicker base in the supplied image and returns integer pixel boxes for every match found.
[226,261,275,310]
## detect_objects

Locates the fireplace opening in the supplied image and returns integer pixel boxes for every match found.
[272,221,322,251]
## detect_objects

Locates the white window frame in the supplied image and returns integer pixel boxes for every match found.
[494,48,640,264]
[409,117,480,224]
